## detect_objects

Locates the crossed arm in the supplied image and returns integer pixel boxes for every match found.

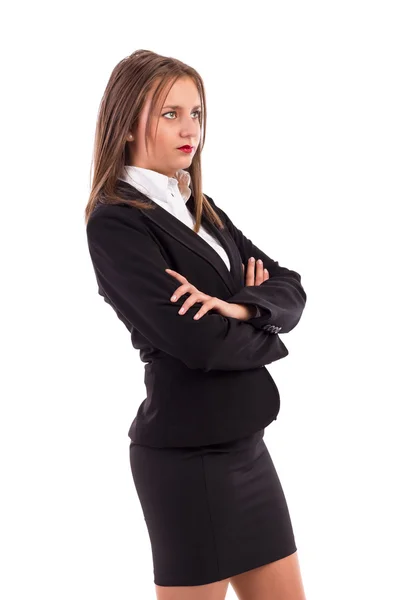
[86,200,306,372]
[205,195,307,333]
[164,260,270,321]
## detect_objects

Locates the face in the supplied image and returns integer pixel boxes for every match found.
[126,76,202,178]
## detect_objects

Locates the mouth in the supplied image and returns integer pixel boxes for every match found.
[177,145,194,152]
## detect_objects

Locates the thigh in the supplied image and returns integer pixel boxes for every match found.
[229,551,307,600]
[155,578,230,600]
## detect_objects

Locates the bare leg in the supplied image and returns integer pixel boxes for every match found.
[229,551,307,600]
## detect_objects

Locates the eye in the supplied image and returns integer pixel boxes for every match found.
[162,110,202,120]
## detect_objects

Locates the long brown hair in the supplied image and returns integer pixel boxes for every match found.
[84,49,224,233]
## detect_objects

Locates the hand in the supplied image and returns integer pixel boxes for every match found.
[242,257,269,286]
[165,268,253,321]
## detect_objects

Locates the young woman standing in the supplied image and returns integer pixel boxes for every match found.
[85,49,308,600]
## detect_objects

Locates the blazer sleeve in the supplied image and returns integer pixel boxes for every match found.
[86,205,289,372]
[206,195,307,333]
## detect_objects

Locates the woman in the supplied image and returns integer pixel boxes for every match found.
[85,49,308,600]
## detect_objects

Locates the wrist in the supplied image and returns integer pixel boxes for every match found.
[240,304,258,320]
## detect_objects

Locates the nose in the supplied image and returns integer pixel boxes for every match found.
[180,114,199,139]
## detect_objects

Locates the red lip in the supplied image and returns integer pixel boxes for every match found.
[178,145,193,150]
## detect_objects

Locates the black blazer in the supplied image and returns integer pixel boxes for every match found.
[86,180,307,447]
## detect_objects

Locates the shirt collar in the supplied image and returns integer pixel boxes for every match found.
[119,165,192,203]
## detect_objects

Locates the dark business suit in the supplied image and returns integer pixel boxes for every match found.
[86,179,307,447]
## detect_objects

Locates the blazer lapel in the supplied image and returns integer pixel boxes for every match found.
[115,179,243,295]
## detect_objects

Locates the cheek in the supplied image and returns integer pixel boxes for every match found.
[155,127,175,149]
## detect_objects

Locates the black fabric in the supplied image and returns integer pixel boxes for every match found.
[129,428,297,586]
[86,181,307,447]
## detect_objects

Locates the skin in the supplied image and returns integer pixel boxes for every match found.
[125,76,270,320]
[126,75,201,177]
[155,552,307,600]
[167,258,269,321]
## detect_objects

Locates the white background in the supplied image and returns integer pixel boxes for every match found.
[1,1,399,598]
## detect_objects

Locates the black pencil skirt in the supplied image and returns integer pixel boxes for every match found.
[129,428,297,587]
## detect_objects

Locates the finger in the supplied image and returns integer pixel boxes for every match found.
[264,268,269,281]
[255,259,265,286]
[246,257,256,286]
[165,268,188,283]
[177,292,210,315]
[170,283,194,302]
[193,297,217,320]
[251,258,256,285]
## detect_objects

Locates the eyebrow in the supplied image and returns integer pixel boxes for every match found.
[162,105,201,110]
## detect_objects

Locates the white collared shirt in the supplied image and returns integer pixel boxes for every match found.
[118,165,262,317]
[119,165,231,271]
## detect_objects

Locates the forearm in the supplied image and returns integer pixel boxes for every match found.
[241,304,259,319]
[87,207,289,372]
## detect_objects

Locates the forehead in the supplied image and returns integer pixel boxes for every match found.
[163,104,201,109]
[155,77,201,108]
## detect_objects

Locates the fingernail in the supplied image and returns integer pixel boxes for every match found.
[171,295,177,301]
[257,259,262,264]
[179,307,185,314]
[250,257,255,262]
